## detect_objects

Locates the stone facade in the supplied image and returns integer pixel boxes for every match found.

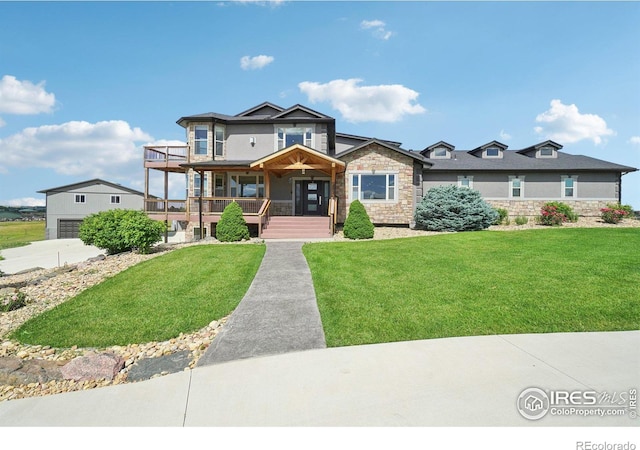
[337,143,416,224]
[270,201,293,216]
[487,199,612,217]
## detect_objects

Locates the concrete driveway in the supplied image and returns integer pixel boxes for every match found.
[0,239,103,275]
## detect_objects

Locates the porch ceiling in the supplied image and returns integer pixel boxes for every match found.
[250,144,345,177]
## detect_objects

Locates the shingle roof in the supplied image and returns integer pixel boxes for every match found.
[425,150,637,172]
[37,179,145,195]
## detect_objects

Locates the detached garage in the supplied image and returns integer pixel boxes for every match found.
[38,179,145,240]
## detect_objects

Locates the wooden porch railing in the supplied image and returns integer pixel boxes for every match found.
[257,198,271,237]
[328,196,338,235]
[188,197,266,215]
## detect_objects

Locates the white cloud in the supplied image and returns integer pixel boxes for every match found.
[0,117,5,128]
[0,120,152,179]
[628,136,640,145]
[534,99,615,145]
[240,55,274,70]
[360,19,394,40]
[499,130,512,141]
[2,197,45,207]
[0,75,56,115]
[299,78,425,123]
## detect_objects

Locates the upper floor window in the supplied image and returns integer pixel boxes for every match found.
[277,126,313,150]
[509,176,524,198]
[351,173,396,202]
[562,175,577,198]
[74,194,86,203]
[433,147,448,158]
[486,147,500,157]
[540,147,554,157]
[214,125,225,157]
[194,125,208,155]
[458,176,473,189]
[110,195,121,204]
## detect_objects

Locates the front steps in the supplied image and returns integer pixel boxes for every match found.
[261,216,332,239]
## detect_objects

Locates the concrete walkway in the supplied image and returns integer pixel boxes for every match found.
[197,241,326,366]
[0,331,637,426]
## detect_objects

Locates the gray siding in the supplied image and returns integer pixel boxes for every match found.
[45,184,143,239]
[422,171,620,201]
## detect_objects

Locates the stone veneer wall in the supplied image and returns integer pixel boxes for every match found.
[487,200,611,217]
[270,201,292,216]
[337,144,416,224]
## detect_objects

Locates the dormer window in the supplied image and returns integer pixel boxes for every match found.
[433,147,448,158]
[486,147,500,157]
[540,147,553,156]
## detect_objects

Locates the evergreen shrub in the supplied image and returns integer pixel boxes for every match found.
[414,185,498,232]
[343,200,375,239]
[216,201,250,242]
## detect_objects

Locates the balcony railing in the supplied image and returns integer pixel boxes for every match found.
[145,199,187,213]
[189,197,265,215]
[144,145,188,162]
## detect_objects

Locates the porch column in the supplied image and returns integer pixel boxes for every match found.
[264,168,271,198]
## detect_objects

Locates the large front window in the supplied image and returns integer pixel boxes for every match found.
[194,126,208,155]
[277,127,313,150]
[230,174,265,198]
[351,173,396,201]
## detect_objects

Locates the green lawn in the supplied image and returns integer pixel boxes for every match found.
[11,244,265,347]
[303,228,640,347]
[0,221,45,258]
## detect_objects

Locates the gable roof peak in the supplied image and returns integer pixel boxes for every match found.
[235,101,285,117]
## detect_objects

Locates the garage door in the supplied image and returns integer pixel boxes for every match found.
[58,219,83,239]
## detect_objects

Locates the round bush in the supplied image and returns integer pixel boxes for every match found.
[216,201,250,242]
[79,209,165,254]
[343,200,375,239]
[414,185,498,232]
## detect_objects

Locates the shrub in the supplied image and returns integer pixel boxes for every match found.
[79,209,165,254]
[343,200,375,239]
[600,203,631,224]
[216,201,250,242]
[515,216,529,226]
[414,185,498,232]
[546,202,578,222]
[494,208,509,225]
[537,204,566,226]
[1,289,27,312]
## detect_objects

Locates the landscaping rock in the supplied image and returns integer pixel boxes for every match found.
[0,357,65,385]
[126,350,191,382]
[61,352,125,382]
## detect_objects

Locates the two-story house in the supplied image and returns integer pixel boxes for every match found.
[143,102,637,240]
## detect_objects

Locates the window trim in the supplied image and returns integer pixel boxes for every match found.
[194,125,208,156]
[457,175,473,189]
[485,147,501,158]
[110,195,121,204]
[350,171,398,203]
[509,175,525,198]
[561,175,577,198]
[74,194,86,204]
[432,147,449,159]
[539,146,555,157]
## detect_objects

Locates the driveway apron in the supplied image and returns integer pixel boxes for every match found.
[197,241,326,366]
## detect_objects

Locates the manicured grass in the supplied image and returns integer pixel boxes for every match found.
[303,228,640,347]
[11,244,265,348]
[0,221,45,253]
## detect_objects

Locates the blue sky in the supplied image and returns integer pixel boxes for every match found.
[1,1,639,207]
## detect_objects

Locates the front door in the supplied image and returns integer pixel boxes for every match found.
[297,180,329,216]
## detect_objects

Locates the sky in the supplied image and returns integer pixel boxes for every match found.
[0,0,639,208]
